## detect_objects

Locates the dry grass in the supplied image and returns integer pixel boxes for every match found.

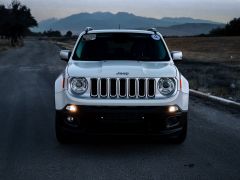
[43,37,76,50]
[0,38,24,51]
[165,36,240,64]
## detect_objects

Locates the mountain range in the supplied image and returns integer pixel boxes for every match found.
[34,12,224,36]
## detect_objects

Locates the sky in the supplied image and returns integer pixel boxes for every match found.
[1,0,240,23]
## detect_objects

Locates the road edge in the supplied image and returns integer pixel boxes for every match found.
[190,89,240,110]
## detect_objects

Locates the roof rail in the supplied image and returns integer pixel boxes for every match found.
[147,28,158,34]
[85,27,93,34]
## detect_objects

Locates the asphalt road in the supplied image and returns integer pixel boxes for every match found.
[0,39,240,180]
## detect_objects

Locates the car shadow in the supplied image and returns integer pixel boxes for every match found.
[55,135,184,157]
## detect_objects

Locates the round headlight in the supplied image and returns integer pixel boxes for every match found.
[158,78,176,96]
[70,77,88,94]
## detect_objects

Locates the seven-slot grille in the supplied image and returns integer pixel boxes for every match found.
[90,78,156,99]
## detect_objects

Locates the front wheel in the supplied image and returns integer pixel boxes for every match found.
[170,117,188,144]
[55,111,71,144]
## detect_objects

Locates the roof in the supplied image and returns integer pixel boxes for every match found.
[86,29,162,35]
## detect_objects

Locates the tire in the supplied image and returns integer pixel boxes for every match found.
[55,111,70,144]
[170,117,188,144]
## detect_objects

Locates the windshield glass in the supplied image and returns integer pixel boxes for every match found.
[72,33,170,61]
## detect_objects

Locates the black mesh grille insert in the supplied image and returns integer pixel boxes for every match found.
[110,79,117,97]
[148,79,155,97]
[91,79,98,97]
[100,79,107,97]
[119,79,126,97]
[129,79,136,97]
[138,79,145,97]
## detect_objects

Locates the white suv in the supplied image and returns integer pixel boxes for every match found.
[55,28,189,143]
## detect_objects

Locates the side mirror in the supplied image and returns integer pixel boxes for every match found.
[60,50,71,62]
[171,51,183,61]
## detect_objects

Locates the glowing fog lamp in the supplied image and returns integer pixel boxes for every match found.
[66,105,78,113]
[168,106,179,113]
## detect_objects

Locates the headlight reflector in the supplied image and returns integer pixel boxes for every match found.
[158,78,176,96]
[70,77,88,94]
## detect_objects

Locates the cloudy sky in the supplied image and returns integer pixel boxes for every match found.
[1,0,240,23]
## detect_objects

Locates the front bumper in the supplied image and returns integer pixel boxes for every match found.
[57,105,187,136]
[55,90,189,111]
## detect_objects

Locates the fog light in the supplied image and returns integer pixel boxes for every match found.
[66,105,77,112]
[67,116,74,123]
[169,106,179,113]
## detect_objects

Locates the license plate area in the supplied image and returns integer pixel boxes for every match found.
[96,112,144,123]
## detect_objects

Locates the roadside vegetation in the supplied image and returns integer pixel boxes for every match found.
[31,29,75,38]
[166,17,240,102]
[0,0,37,48]
[38,30,77,50]
[166,36,240,102]
[0,39,12,51]
[210,18,240,36]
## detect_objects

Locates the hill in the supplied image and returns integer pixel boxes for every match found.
[157,23,225,36]
[33,12,223,36]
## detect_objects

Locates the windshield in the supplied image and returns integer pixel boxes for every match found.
[72,33,170,61]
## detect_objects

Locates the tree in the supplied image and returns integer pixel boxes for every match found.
[43,29,62,37]
[0,0,38,46]
[0,5,9,39]
[65,31,73,37]
[210,17,240,36]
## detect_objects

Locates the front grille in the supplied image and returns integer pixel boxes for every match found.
[100,78,107,98]
[90,78,156,99]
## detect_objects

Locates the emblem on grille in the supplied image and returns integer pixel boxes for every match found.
[116,72,129,76]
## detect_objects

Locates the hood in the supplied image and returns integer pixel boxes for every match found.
[67,60,177,78]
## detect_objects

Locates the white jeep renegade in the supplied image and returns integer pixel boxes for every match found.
[55,28,189,143]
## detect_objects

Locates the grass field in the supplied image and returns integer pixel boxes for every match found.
[165,36,240,64]
[52,36,240,102]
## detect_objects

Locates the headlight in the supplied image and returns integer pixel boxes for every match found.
[158,78,176,96]
[70,77,88,94]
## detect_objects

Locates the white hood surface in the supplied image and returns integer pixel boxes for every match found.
[67,61,177,78]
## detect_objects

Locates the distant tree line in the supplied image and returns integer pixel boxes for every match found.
[40,30,73,37]
[29,29,74,38]
[42,29,62,37]
[210,17,240,36]
[0,0,37,46]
